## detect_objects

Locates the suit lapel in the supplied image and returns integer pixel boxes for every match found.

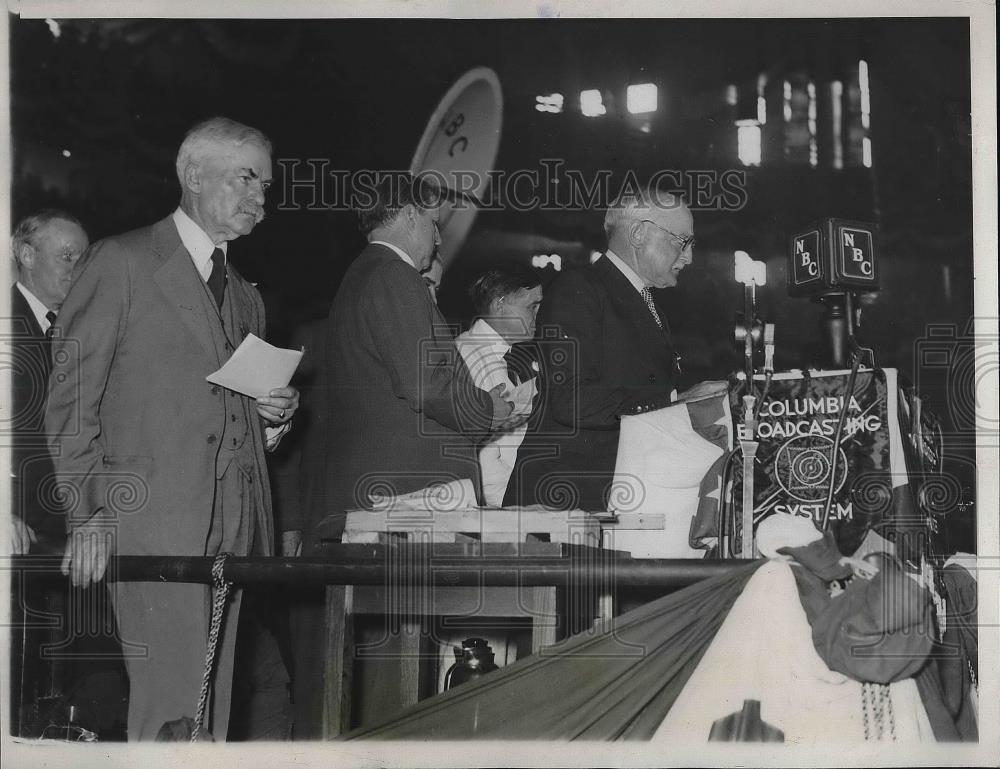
[150,217,222,366]
[596,256,671,360]
[10,286,45,338]
[223,270,254,347]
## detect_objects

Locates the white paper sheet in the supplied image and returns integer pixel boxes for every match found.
[206,333,303,398]
[508,377,538,417]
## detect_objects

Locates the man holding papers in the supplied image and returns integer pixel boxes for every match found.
[45,117,298,740]
[456,264,543,507]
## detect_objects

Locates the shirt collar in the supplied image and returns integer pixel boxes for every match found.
[173,207,227,281]
[370,240,416,270]
[467,318,512,354]
[603,249,647,294]
[15,282,53,331]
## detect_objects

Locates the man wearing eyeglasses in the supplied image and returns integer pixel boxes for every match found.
[506,189,724,513]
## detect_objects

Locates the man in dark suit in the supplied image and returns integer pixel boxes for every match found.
[507,190,723,512]
[299,173,516,541]
[7,210,89,736]
[8,210,89,552]
[291,173,517,737]
[45,117,299,740]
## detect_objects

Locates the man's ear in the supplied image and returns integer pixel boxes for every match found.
[403,203,420,230]
[627,219,645,247]
[183,161,202,194]
[15,242,35,270]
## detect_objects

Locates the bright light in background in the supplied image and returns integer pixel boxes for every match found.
[736,120,762,167]
[782,80,792,122]
[831,81,844,170]
[725,84,738,106]
[580,89,606,117]
[807,81,818,167]
[734,250,767,286]
[535,93,564,114]
[859,59,871,129]
[862,136,873,168]
[626,83,657,114]
[532,254,562,271]
[756,74,768,124]
[45,18,61,39]
[62,149,72,158]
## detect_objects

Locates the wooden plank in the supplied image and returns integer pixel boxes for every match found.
[399,619,422,708]
[344,508,602,542]
[322,585,354,739]
[529,587,558,652]
[600,513,667,530]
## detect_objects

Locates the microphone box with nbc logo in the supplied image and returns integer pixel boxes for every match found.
[787,218,880,297]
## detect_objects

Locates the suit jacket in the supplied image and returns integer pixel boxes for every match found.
[8,286,61,542]
[45,216,274,556]
[301,243,493,541]
[506,255,679,512]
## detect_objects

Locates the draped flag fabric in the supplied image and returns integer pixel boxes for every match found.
[609,392,732,558]
[344,561,764,740]
[344,557,945,743]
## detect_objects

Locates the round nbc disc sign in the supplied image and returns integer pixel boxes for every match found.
[409,67,503,268]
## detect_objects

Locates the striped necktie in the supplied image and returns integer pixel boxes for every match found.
[640,286,663,330]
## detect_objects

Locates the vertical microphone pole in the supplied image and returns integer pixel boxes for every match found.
[740,395,759,559]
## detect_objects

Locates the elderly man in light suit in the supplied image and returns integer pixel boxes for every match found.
[46,117,298,740]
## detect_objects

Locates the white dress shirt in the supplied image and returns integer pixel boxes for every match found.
[456,318,532,507]
[173,207,227,279]
[369,240,416,270]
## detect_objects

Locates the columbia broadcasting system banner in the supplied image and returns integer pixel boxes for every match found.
[736,368,900,554]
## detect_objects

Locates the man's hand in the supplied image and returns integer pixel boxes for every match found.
[839,555,880,582]
[8,518,36,555]
[61,520,115,587]
[257,386,300,425]
[488,383,527,432]
[675,380,729,404]
[281,529,303,558]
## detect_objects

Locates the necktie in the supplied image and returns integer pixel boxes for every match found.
[45,310,57,339]
[208,248,226,308]
[640,286,663,330]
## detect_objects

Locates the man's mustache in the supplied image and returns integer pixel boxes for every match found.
[240,203,265,223]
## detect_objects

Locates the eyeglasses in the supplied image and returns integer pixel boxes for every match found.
[640,219,696,252]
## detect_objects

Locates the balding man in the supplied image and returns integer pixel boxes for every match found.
[507,190,721,512]
[45,117,299,740]
[8,210,89,552]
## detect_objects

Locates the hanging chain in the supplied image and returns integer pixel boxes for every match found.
[191,552,234,742]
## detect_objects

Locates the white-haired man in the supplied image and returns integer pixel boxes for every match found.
[46,116,298,740]
[507,189,723,512]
